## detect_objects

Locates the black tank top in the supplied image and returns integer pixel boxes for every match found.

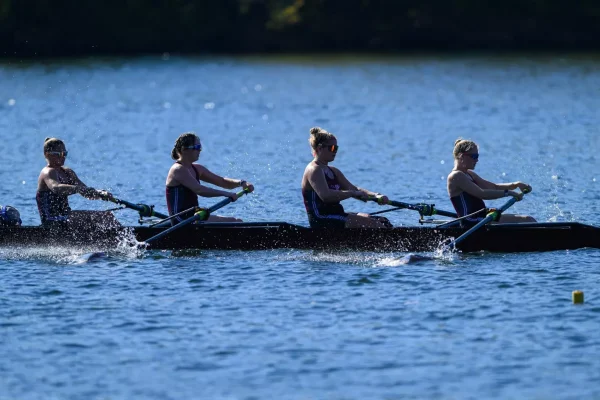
[166,162,201,223]
[36,167,74,224]
[450,172,486,218]
[302,166,346,217]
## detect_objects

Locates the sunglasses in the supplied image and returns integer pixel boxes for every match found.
[184,144,202,151]
[321,144,339,153]
[464,153,479,160]
[47,151,68,157]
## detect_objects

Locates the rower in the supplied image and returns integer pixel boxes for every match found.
[447,138,536,225]
[301,127,391,228]
[36,137,117,228]
[0,205,22,226]
[165,132,254,225]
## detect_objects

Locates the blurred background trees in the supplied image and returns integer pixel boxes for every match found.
[1,0,599,57]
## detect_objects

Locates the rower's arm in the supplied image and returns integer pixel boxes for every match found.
[330,167,381,198]
[450,172,514,200]
[197,165,245,190]
[308,167,358,203]
[43,169,88,196]
[468,171,502,190]
[173,165,236,198]
[469,171,532,193]
[62,169,108,200]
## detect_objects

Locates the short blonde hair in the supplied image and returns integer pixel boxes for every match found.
[453,138,477,159]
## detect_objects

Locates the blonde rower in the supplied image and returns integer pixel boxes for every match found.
[447,139,536,225]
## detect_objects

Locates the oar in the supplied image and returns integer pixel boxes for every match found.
[445,191,529,250]
[434,208,487,228]
[149,206,199,227]
[369,198,457,218]
[144,189,249,245]
[102,195,169,219]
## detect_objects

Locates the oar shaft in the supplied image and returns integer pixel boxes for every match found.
[144,211,201,244]
[149,206,198,227]
[449,196,520,248]
[145,189,248,245]
[110,198,169,219]
[386,200,458,218]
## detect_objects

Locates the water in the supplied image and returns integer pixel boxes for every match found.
[1,54,600,399]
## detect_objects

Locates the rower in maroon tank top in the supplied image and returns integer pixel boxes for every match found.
[165,132,254,224]
[301,127,391,229]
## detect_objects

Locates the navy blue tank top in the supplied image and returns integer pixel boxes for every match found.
[166,163,201,223]
[302,166,346,217]
[450,172,486,219]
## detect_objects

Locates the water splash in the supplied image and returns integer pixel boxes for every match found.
[0,226,145,264]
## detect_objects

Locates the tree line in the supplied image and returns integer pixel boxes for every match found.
[1,0,599,57]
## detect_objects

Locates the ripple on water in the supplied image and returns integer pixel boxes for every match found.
[1,55,600,399]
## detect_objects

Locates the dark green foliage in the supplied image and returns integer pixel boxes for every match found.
[1,0,599,57]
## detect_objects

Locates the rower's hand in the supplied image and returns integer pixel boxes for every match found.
[375,195,389,205]
[352,190,370,202]
[96,190,115,202]
[242,181,254,194]
[227,192,238,202]
[507,190,524,201]
[79,186,99,199]
[515,182,532,193]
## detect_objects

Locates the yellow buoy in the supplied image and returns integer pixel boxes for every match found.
[572,290,584,304]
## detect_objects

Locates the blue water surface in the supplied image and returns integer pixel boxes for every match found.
[0,54,599,399]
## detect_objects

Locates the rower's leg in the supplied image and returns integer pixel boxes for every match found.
[345,213,391,228]
[206,215,243,223]
[498,213,537,223]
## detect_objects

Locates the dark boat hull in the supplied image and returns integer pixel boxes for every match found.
[0,222,599,253]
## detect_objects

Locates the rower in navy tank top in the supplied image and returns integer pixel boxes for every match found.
[302,165,348,227]
[301,126,391,229]
[36,137,114,225]
[447,138,536,226]
[449,172,487,225]
[37,166,75,223]
[165,132,254,225]
[166,162,202,222]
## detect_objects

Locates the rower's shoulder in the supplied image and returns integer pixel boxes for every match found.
[40,165,68,176]
[303,161,319,172]
[447,169,460,179]
[447,169,468,183]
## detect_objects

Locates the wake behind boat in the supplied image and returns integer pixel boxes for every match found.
[0,220,599,253]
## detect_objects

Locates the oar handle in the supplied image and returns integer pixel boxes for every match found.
[102,195,169,219]
[386,199,458,218]
[368,195,388,205]
[195,188,249,221]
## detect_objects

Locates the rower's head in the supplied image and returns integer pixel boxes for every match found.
[309,127,338,162]
[172,132,202,162]
[453,138,479,169]
[43,137,68,166]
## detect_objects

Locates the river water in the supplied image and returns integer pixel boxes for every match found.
[1,54,599,399]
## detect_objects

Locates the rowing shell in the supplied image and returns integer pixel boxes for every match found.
[0,221,599,253]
